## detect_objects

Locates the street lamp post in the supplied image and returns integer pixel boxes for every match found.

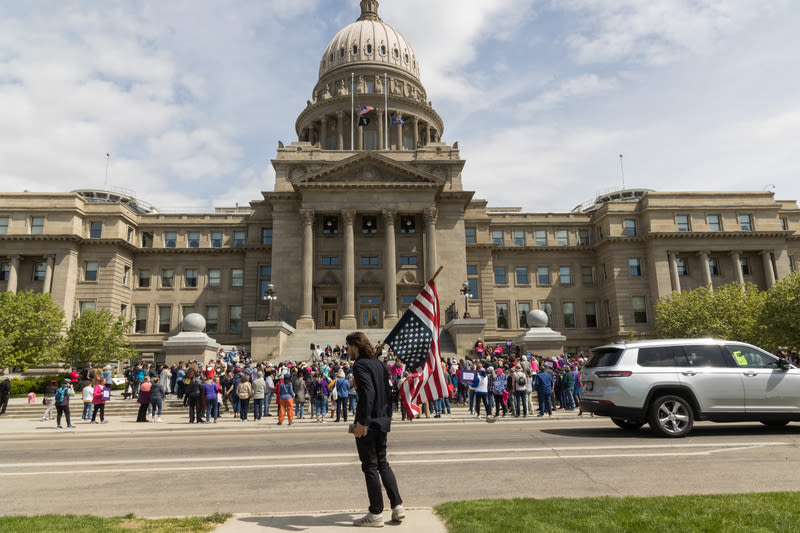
[263,283,277,320]
[460,281,472,319]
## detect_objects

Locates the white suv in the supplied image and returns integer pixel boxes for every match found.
[579,338,800,437]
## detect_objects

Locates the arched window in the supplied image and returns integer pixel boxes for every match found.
[367,43,373,54]
[380,45,386,56]
[352,44,358,55]
[393,48,399,59]
[329,53,333,62]
[340,47,345,58]
[404,53,409,64]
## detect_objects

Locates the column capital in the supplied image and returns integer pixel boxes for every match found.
[300,209,315,226]
[760,249,774,256]
[696,250,709,258]
[729,250,742,257]
[337,110,345,118]
[423,207,438,226]
[341,209,356,226]
[382,209,397,224]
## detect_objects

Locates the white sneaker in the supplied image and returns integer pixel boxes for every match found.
[157,417,162,422]
[391,505,406,522]
[353,512,384,527]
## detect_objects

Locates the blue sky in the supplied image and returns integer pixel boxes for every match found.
[1,0,799,213]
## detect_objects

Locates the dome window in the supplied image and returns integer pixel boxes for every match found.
[367,44,373,54]
[404,53,409,64]
[380,45,386,56]
[393,48,399,59]
[340,47,345,58]
[329,53,334,62]
[353,44,358,55]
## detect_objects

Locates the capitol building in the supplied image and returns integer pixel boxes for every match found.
[1,1,798,361]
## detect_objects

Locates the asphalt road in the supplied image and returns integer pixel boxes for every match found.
[2,416,800,517]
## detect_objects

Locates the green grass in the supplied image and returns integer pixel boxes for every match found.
[434,493,800,533]
[0,512,231,533]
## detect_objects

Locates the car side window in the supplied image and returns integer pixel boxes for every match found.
[638,347,677,367]
[725,345,778,369]
[681,345,730,367]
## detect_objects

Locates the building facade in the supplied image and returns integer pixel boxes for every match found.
[2,1,799,358]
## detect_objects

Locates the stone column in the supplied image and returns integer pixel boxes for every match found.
[341,209,357,330]
[42,255,55,294]
[6,255,21,293]
[395,114,404,150]
[424,207,438,281]
[698,251,712,288]
[297,209,316,329]
[668,251,681,292]
[730,250,745,286]
[761,250,776,288]
[337,111,344,150]
[320,116,327,149]
[412,116,419,149]
[377,108,384,151]
[383,209,398,326]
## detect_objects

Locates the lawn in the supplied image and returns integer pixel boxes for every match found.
[0,513,230,533]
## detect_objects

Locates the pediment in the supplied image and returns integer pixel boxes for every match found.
[291,152,445,189]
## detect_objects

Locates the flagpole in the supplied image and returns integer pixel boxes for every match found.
[384,73,388,150]
[351,73,355,151]
[430,265,443,283]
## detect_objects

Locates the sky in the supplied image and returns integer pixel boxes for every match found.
[1,0,799,213]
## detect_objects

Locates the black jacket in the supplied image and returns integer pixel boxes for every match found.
[353,356,392,432]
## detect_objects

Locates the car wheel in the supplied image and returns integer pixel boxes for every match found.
[612,418,645,431]
[648,395,694,438]
[760,420,790,427]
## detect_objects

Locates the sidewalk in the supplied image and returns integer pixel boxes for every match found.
[212,508,447,532]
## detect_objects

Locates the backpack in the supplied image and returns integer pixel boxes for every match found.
[516,373,527,388]
[54,386,68,404]
[492,376,505,395]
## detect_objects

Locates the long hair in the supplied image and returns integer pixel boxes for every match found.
[345,331,376,359]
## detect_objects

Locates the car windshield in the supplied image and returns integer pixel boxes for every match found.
[585,347,624,368]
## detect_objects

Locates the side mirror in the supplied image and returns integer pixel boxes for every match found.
[777,359,790,371]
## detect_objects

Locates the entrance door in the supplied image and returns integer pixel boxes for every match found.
[361,306,381,329]
[322,307,338,329]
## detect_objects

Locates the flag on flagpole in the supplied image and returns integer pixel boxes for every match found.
[383,279,447,420]
[360,105,375,115]
[390,116,405,125]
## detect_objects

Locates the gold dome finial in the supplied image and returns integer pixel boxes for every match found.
[358,0,382,22]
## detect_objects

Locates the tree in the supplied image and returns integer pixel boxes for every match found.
[759,272,800,351]
[61,310,138,369]
[654,282,766,346]
[0,291,65,371]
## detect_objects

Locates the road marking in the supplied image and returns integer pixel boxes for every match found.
[0,442,787,476]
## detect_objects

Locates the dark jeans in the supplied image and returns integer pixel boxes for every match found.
[188,396,201,423]
[253,398,263,420]
[137,403,149,422]
[493,394,507,416]
[355,428,403,515]
[538,391,553,415]
[56,405,71,426]
[474,394,490,417]
[336,397,348,422]
[0,394,9,414]
[239,398,250,420]
[91,403,105,422]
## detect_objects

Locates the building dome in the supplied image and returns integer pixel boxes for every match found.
[318,0,420,81]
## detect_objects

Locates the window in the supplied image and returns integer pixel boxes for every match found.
[465,227,476,244]
[138,270,151,288]
[211,232,223,248]
[494,267,507,285]
[182,306,193,318]
[518,302,530,329]
[707,215,721,231]
[400,255,417,266]
[229,306,242,333]
[629,258,642,277]
[158,306,171,333]
[535,230,547,246]
[537,266,550,285]
[578,230,590,246]
[208,269,221,287]
[632,296,648,323]
[90,221,102,238]
[491,230,504,246]
[582,266,594,285]
[539,302,553,327]
[400,215,416,234]
[596,227,604,240]
[33,262,46,281]
[142,232,153,248]
[708,257,720,276]
[185,269,198,288]
[676,257,689,276]
[676,215,690,232]
[127,227,133,242]
[0,262,9,281]
[323,216,339,234]
[557,230,568,246]
[602,263,608,280]
[206,306,219,334]
[516,267,528,285]
[780,218,788,231]
[123,266,130,286]
[120,304,127,318]
[740,257,751,276]
[135,306,148,333]
[585,302,598,328]
[259,266,272,304]
[233,231,246,247]
[623,219,637,236]
[231,268,244,287]
[322,256,339,266]
[560,266,572,285]
[188,232,200,248]
[85,261,98,281]
[259,228,273,245]
[360,256,379,266]
[563,302,576,328]
[513,230,525,246]
[79,301,95,316]
[30,216,44,234]
[361,216,377,234]
[0,217,8,234]
[496,303,509,329]
[164,231,177,248]
[739,214,753,231]
[467,264,479,299]
[161,269,174,288]
[604,299,612,327]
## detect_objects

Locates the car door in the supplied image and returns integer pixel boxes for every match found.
[724,344,800,414]
[677,344,744,413]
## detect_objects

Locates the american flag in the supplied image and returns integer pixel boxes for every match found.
[384,279,447,420]
[359,105,375,115]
